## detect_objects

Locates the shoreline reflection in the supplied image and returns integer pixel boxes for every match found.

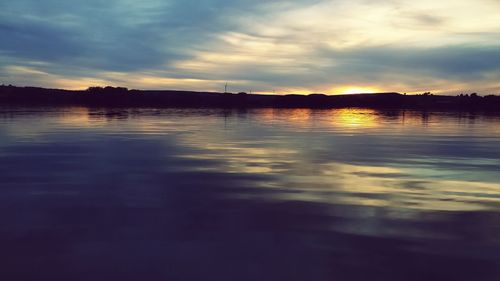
[1,106,500,280]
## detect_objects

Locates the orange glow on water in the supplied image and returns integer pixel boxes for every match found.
[332,109,379,128]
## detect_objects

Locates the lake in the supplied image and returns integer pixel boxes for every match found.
[1,107,500,280]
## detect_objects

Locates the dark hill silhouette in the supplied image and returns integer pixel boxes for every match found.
[1,85,499,110]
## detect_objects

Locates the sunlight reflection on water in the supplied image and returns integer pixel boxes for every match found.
[1,106,500,280]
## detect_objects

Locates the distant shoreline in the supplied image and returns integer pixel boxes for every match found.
[1,85,499,110]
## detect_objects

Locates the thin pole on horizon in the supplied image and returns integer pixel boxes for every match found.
[224,83,228,93]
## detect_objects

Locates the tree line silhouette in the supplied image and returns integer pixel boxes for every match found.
[1,84,499,110]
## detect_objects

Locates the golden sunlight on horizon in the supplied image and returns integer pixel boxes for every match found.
[336,87,382,95]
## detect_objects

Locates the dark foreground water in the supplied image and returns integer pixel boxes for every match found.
[1,107,500,281]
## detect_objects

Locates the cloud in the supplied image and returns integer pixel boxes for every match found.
[1,0,500,94]
[323,45,500,80]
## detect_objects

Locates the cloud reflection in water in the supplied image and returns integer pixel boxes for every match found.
[0,107,500,280]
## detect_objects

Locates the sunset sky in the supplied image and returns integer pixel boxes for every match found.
[1,0,500,94]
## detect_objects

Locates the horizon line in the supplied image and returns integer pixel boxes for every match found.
[2,84,495,97]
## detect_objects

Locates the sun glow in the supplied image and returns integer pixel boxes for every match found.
[338,87,381,95]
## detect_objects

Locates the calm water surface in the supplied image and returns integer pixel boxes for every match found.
[1,107,500,280]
